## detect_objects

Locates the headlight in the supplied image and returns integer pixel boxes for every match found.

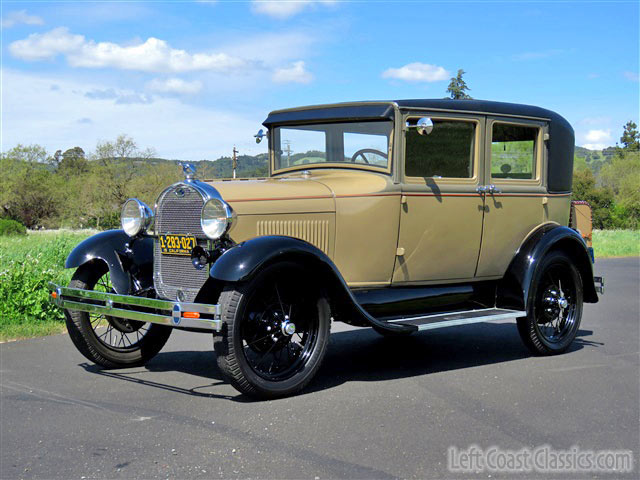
[201,198,233,240]
[121,198,153,237]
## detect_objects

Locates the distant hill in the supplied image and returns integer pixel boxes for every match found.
[131,153,269,179]
[574,146,616,161]
[127,145,612,180]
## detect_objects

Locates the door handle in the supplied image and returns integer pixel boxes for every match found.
[476,185,501,195]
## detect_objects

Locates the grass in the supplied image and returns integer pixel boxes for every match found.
[0,230,94,342]
[592,229,640,258]
[0,228,637,342]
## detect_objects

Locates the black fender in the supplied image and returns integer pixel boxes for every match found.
[497,224,599,311]
[210,236,416,334]
[65,230,154,295]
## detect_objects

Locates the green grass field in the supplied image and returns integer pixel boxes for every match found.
[1,228,638,342]
[0,230,93,341]
[592,229,640,258]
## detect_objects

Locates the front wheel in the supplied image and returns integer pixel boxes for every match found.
[213,262,331,399]
[517,250,583,355]
[65,262,172,368]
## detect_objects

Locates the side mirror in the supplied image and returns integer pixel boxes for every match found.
[416,117,434,136]
[254,129,267,144]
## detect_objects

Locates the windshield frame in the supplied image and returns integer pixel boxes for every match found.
[269,120,395,176]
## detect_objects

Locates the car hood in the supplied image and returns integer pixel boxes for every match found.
[206,177,335,215]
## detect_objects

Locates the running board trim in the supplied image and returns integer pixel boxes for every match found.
[386,308,526,331]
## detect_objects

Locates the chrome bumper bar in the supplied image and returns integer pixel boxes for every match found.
[594,276,605,294]
[47,282,222,332]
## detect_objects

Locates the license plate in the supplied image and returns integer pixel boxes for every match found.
[159,234,197,256]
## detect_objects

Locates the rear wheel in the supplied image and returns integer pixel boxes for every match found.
[65,262,172,368]
[213,262,331,399]
[517,251,583,355]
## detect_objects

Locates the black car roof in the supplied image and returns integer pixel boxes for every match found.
[263,99,574,194]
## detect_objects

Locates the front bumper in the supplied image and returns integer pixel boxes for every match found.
[594,276,605,294]
[48,282,222,332]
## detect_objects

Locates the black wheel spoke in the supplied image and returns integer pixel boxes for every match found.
[84,271,150,351]
[275,284,286,317]
[536,265,578,343]
[240,279,320,381]
[255,341,278,369]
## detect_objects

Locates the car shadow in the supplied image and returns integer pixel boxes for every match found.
[79,323,600,401]
[308,324,598,394]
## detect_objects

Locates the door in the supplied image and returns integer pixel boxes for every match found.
[475,117,547,277]
[392,114,485,283]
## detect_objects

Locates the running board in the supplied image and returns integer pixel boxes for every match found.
[386,308,526,331]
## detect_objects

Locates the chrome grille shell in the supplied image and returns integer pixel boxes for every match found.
[153,183,210,302]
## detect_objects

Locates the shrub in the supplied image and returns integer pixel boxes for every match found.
[0,231,91,340]
[0,218,27,236]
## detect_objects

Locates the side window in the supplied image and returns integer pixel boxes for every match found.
[405,120,475,178]
[491,123,539,180]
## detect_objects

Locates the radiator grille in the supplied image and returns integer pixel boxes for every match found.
[257,219,330,254]
[153,185,209,302]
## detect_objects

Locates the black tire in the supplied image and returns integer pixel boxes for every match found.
[64,262,172,368]
[213,262,331,399]
[517,250,583,355]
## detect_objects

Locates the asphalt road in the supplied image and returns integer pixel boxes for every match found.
[1,257,638,479]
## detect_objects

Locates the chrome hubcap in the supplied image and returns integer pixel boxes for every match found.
[281,319,296,336]
[537,272,577,344]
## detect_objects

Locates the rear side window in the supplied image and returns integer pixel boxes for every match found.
[491,123,538,179]
[405,120,475,178]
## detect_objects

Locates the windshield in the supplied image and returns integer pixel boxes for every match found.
[273,121,392,171]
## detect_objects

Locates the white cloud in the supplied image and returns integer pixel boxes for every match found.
[584,129,611,143]
[84,88,153,104]
[1,10,44,28]
[582,143,608,150]
[382,62,449,82]
[9,27,246,73]
[9,27,84,61]
[579,116,611,126]
[511,49,565,61]
[272,61,313,84]
[252,0,336,19]
[147,77,203,94]
[623,71,639,82]
[1,70,266,160]
[580,129,613,150]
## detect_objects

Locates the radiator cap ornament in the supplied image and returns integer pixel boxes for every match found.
[179,162,197,180]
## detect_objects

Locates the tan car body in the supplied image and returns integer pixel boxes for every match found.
[51,99,603,399]
[207,103,571,288]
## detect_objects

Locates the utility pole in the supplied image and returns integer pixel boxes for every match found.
[232,146,239,179]
[284,140,292,166]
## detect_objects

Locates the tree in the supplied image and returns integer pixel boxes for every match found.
[59,147,89,177]
[92,134,156,206]
[572,169,615,229]
[0,158,60,227]
[5,144,48,163]
[49,150,63,168]
[620,121,640,151]
[600,149,640,228]
[446,69,473,100]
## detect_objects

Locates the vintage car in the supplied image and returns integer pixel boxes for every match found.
[49,99,604,398]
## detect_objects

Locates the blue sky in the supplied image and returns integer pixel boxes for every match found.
[1,0,638,159]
